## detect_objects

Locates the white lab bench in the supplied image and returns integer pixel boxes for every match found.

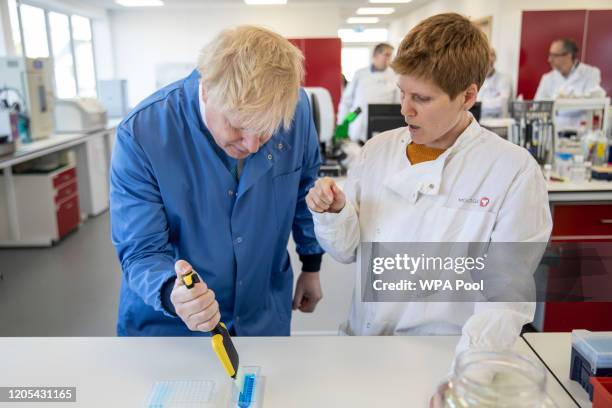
[547,179,612,203]
[0,120,120,246]
[523,332,592,407]
[0,336,577,407]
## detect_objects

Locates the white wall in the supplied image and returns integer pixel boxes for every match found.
[388,0,612,96]
[109,4,343,107]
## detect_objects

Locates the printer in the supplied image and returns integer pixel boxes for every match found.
[54,98,108,133]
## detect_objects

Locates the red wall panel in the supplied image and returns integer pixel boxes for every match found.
[518,10,586,99]
[289,38,342,115]
[583,10,612,97]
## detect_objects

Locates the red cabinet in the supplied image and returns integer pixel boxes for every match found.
[0,164,81,245]
[552,204,612,240]
[56,195,80,238]
[539,202,612,332]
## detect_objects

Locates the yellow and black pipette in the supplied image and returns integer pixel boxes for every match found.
[181,269,240,379]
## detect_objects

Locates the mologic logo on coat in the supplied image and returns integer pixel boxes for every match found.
[457,196,491,208]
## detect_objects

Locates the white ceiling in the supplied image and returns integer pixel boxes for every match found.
[75,0,431,25]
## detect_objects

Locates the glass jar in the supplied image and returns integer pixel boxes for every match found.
[432,350,557,408]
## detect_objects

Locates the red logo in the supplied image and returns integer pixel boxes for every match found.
[480,197,490,207]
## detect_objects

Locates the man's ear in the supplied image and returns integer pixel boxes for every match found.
[463,83,478,110]
[201,81,208,103]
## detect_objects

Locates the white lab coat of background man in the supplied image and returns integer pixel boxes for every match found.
[535,38,604,100]
[477,48,513,118]
[338,43,400,143]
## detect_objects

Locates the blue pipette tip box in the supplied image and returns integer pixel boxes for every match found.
[570,330,612,400]
[231,366,264,408]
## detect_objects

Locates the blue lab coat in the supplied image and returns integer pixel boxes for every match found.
[110,70,323,336]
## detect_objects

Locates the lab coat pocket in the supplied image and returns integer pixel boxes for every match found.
[272,168,301,236]
[431,206,497,242]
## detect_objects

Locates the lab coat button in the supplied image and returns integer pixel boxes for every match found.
[236,316,240,322]
[366,322,371,329]
[376,228,381,234]
[428,183,435,190]
[235,236,243,244]
[228,189,234,196]
[267,153,273,160]
[277,143,284,150]
[238,280,243,286]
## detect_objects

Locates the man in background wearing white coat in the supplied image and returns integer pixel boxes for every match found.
[307,13,552,365]
[337,43,400,143]
[535,38,604,100]
[477,48,513,118]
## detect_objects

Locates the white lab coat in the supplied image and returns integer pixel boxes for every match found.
[534,62,604,100]
[477,70,513,118]
[338,66,400,143]
[312,119,552,358]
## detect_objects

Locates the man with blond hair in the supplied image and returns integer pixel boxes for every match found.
[110,26,324,336]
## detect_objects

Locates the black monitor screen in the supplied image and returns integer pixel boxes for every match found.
[367,102,481,140]
[469,101,481,122]
[367,104,405,140]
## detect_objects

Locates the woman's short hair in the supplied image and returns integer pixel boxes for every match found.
[198,26,304,136]
[391,13,489,100]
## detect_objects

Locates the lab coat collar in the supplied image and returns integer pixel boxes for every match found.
[383,114,482,203]
[370,64,387,73]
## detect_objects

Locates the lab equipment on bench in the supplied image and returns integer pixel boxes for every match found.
[146,380,216,407]
[304,87,334,144]
[335,106,362,143]
[0,57,55,141]
[433,350,557,407]
[0,108,15,156]
[552,98,610,137]
[318,107,362,177]
[303,87,344,177]
[230,366,264,408]
[54,98,108,133]
[591,165,612,181]
[570,330,612,401]
[25,58,55,140]
[145,367,264,408]
[509,100,555,165]
[367,103,403,140]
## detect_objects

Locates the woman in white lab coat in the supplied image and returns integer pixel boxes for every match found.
[306,13,552,359]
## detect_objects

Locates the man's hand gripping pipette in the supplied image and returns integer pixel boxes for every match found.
[170,260,240,379]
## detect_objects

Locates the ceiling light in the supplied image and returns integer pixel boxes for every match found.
[356,7,395,15]
[338,28,389,43]
[244,0,287,4]
[347,17,380,24]
[369,0,412,3]
[115,0,163,6]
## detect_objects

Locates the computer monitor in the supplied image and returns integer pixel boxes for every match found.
[469,101,481,122]
[367,102,482,140]
[367,104,405,140]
